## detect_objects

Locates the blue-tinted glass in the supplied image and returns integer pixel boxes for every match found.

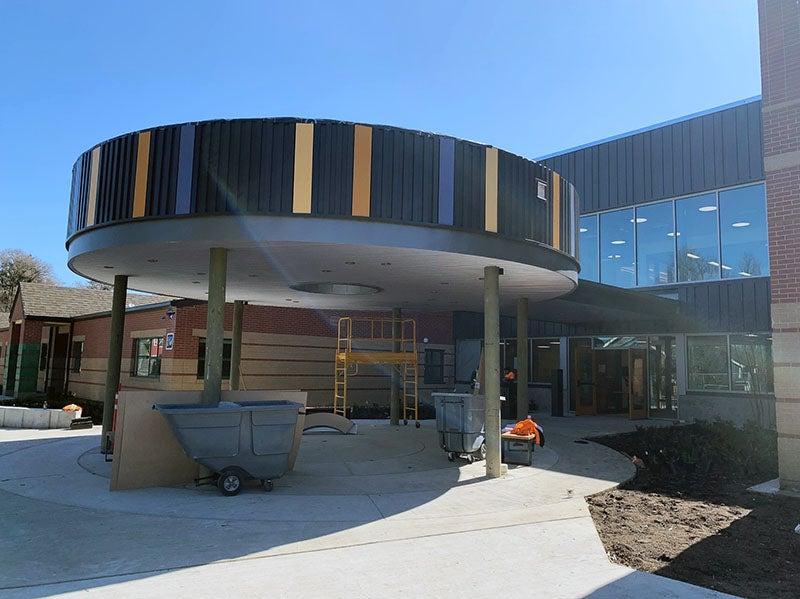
[676,193,719,282]
[600,208,634,288]
[579,215,598,282]
[719,184,769,279]
[636,202,675,285]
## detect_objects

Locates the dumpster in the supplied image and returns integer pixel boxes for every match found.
[432,393,486,463]
[154,400,304,496]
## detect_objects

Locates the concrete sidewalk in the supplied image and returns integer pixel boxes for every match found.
[0,419,733,598]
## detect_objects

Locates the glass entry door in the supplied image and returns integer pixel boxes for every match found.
[573,346,596,415]
[629,348,648,419]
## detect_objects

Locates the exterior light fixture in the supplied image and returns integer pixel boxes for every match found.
[686,253,700,259]
[731,221,751,228]
[611,240,626,245]
[698,205,717,212]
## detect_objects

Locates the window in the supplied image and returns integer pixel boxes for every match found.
[730,334,773,393]
[424,349,445,385]
[687,335,730,391]
[648,336,677,417]
[600,208,635,288]
[537,180,547,200]
[719,184,769,279]
[131,337,163,378]
[578,214,599,282]
[39,343,49,371]
[636,201,675,285]
[676,192,719,282]
[196,338,232,380]
[531,339,560,383]
[71,341,83,373]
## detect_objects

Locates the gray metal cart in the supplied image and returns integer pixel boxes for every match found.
[432,393,486,463]
[154,400,304,496]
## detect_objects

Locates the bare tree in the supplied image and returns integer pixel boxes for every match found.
[0,249,56,311]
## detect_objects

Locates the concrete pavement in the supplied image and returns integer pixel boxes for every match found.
[0,417,734,598]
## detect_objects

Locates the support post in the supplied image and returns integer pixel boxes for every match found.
[202,247,228,405]
[230,300,244,391]
[516,297,529,421]
[484,265,503,478]
[390,307,401,425]
[101,274,128,452]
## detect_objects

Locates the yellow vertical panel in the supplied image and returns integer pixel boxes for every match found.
[552,172,561,250]
[86,146,101,226]
[352,124,372,217]
[132,131,151,218]
[293,122,314,214]
[484,147,498,233]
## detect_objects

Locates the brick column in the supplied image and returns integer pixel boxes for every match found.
[759,0,800,490]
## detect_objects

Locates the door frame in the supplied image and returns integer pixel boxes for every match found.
[628,347,648,420]
[573,345,596,416]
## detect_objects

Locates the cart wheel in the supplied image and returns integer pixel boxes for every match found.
[447,452,455,462]
[476,443,487,461]
[466,454,475,464]
[263,480,274,492]
[217,470,242,496]
[415,421,421,429]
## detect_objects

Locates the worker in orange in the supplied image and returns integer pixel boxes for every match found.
[510,415,545,447]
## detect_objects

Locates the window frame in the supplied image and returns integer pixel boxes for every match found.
[130,336,164,379]
[423,348,445,385]
[685,332,774,395]
[196,338,233,381]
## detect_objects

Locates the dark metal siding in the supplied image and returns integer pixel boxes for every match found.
[146,127,180,217]
[453,140,485,231]
[543,100,764,213]
[369,127,439,223]
[192,119,295,215]
[311,121,354,216]
[676,277,772,332]
[497,151,550,243]
[453,311,580,340]
[95,135,136,225]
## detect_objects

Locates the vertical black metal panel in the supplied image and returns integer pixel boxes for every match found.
[311,121,354,216]
[369,127,439,224]
[96,133,136,224]
[192,119,294,215]
[544,99,764,214]
[453,140,485,231]
[146,127,180,217]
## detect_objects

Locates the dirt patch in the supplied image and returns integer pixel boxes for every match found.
[586,423,800,599]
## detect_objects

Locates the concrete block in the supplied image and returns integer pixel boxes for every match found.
[21,408,50,429]
[2,407,24,428]
[778,435,800,490]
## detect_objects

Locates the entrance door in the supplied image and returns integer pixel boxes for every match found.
[573,346,596,415]
[629,348,648,419]
[48,332,69,396]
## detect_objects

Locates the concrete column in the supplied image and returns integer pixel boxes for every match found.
[516,298,529,421]
[229,300,244,391]
[101,274,128,452]
[202,248,228,405]
[390,307,401,425]
[758,0,800,490]
[484,265,503,478]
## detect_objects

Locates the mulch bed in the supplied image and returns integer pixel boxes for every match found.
[586,422,800,599]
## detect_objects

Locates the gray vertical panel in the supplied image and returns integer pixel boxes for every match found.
[713,112,725,188]
[662,125,674,198]
[735,106,751,181]
[438,137,455,225]
[741,279,756,331]
[728,281,744,330]
[642,130,652,201]
[598,143,609,209]
[702,114,715,188]
[747,101,764,180]
[311,121,353,216]
[176,124,195,215]
[721,108,738,186]
[608,139,618,205]
[689,117,704,190]
[681,120,692,194]
[651,127,664,199]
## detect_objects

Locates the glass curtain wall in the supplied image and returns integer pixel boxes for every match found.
[599,208,635,287]
[729,334,774,393]
[676,192,719,282]
[636,201,676,285]
[648,336,677,418]
[579,215,599,282]
[719,185,769,279]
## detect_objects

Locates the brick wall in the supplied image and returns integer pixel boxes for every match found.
[759,0,800,490]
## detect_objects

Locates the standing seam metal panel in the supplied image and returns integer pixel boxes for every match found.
[146,127,180,217]
[311,121,354,216]
[453,140,485,232]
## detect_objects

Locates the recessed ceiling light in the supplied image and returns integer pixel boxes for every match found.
[667,231,681,237]
[613,254,621,259]
[698,205,717,212]
[611,240,626,245]
[708,261,720,267]
[732,221,751,228]
[380,262,391,266]
[440,282,449,285]
[248,274,258,278]
[321,269,332,273]
[192,281,200,284]
[147,259,158,263]
[579,227,588,233]
[197,272,206,276]
[630,217,647,224]
[739,271,752,277]
[345,261,356,265]
[686,253,700,259]
[537,345,550,349]
[721,265,732,271]
[285,298,293,302]
[478,277,484,281]
[549,340,560,345]
[103,266,114,269]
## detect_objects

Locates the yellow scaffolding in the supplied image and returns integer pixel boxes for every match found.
[334,316,419,426]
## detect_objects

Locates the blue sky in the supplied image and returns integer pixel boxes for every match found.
[0,0,761,284]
